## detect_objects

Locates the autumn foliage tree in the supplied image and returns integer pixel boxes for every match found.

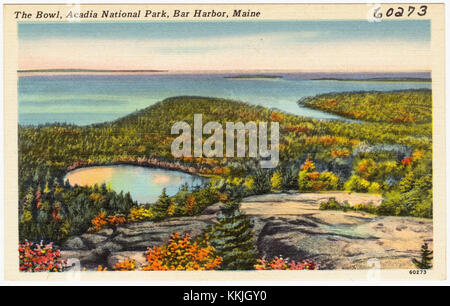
[298,157,316,191]
[90,212,126,232]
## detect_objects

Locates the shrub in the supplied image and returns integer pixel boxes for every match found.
[319,199,377,214]
[128,206,154,222]
[331,149,350,158]
[319,198,348,211]
[353,203,378,214]
[19,241,67,272]
[270,171,283,191]
[298,170,312,192]
[344,175,370,192]
[90,212,108,231]
[142,233,222,271]
[253,169,271,194]
[243,176,255,192]
[318,171,341,190]
[90,212,126,232]
[113,258,136,271]
[368,182,381,193]
[301,157,316,172]
[254,256,317,270]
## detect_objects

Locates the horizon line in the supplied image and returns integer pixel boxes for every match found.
[17,68,432,74]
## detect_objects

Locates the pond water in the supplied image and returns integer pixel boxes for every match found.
[63,165,209,204]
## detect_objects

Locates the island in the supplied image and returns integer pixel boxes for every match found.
[224,75,282,80]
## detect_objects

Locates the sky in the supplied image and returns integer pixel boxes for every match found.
[18,20,431,72]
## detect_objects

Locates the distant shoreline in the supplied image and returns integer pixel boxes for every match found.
[17,69,431,78]
[224,75,282,80]
[18,68,169,77]
[311,77,431,83]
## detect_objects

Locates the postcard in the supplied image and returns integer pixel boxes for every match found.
[2,3,446,281]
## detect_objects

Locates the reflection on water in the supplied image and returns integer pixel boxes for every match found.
[64,165,209,204]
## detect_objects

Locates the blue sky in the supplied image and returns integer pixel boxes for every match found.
[19,20,430,42]
[18,20,431,71]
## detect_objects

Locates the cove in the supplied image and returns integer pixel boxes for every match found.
[63,165,209,204]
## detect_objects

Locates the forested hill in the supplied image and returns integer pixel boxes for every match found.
[300,89,431,123]
[20,94,431,179]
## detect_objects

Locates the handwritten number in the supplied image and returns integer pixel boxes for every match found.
[373,7,382,19]
[395,7,404,17]
[372,5,427,19]
[386,8,393,17]
[418,5,427,16]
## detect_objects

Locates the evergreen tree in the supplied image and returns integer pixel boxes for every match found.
[208,191,258,270]
[412,242,433,269]
[19,186,36,241]
[253,168,270,194]
[270,171,283,191]
[152,188,172,218]
[399,171,414,193]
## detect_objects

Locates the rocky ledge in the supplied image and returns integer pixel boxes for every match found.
[61,192,432,270]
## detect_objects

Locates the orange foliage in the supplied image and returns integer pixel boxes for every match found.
[211,167,230,175]
[402,157,413,166]
[217,193,229,203]
[331,149,350,158]
[311,181,326,191]
[91,212,108,231]
[390,109,415,123]
[182,156,194,163]
[284,125,310,133]
[306,172,320,180]
[107,215,126,226]
[51,204,61,221]
[90,212,126,232]
[97,265,108,271]
[113,258,136,271]
[358,163,368,173]
[325,99,337,108]
[270,112,284,122]
[301,157,316,172]
[185,196,196,215]
[35,189,42,210]
[142,233,222,271]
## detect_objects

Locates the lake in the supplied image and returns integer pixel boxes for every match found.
[18,73,431,126]
[64,165,209,204]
